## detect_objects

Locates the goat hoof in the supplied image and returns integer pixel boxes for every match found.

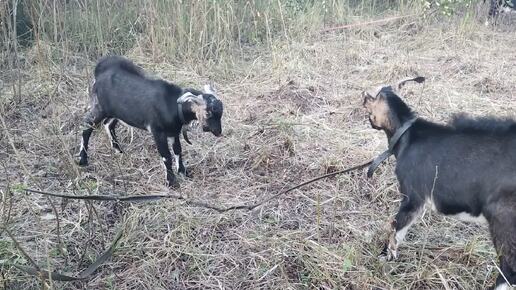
[113,145,123,154]
[179,171,192,178]
[378,252,396,262]
[386,246,397,261]
[379,244,397,262]
[167,180,180,188]
[178,166,192,178]
[386,250,397,261]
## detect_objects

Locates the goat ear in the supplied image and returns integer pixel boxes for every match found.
[362,91,375,108]
[203,84,217,95]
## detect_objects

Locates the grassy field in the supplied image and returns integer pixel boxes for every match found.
[1,1,516,289]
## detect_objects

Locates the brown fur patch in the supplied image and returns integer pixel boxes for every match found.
[192,102,208,127]
[363,93,393,131]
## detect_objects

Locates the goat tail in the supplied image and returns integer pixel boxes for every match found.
[396,76,425,90]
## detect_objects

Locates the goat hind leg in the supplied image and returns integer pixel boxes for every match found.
[104,118,123,153]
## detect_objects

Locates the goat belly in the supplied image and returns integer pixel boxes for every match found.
[395,133,516,220]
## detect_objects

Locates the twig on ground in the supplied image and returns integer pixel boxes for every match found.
[24,159,372,213]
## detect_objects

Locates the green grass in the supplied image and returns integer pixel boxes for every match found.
[1,0,420,64]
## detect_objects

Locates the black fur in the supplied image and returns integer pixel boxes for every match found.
[381,88,415,124]
[369,91,516,290]
[94,55,145,78]
[78,56,223,187]
[450,114,516,134]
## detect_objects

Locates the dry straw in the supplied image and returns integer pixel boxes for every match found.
[1,0,516,289]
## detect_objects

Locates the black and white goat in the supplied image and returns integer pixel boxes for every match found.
[363,79,516,290]
[78,56,223,187]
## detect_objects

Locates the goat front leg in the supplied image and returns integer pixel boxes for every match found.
[152,130,178,188]
[79,109,104,166]
[380,196,424,261]
[172,136,188,177]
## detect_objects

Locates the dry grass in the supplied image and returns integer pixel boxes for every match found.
[2,5,516,290]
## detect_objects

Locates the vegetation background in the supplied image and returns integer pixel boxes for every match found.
[1,0,515,289]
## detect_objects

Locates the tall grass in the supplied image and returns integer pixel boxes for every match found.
[1,0,415,65]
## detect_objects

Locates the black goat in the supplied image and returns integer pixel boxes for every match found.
[78,56,223,187]
[363,80,515,290]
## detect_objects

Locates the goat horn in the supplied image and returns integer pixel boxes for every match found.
[178,92,195,103]
[178,92,205,106]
